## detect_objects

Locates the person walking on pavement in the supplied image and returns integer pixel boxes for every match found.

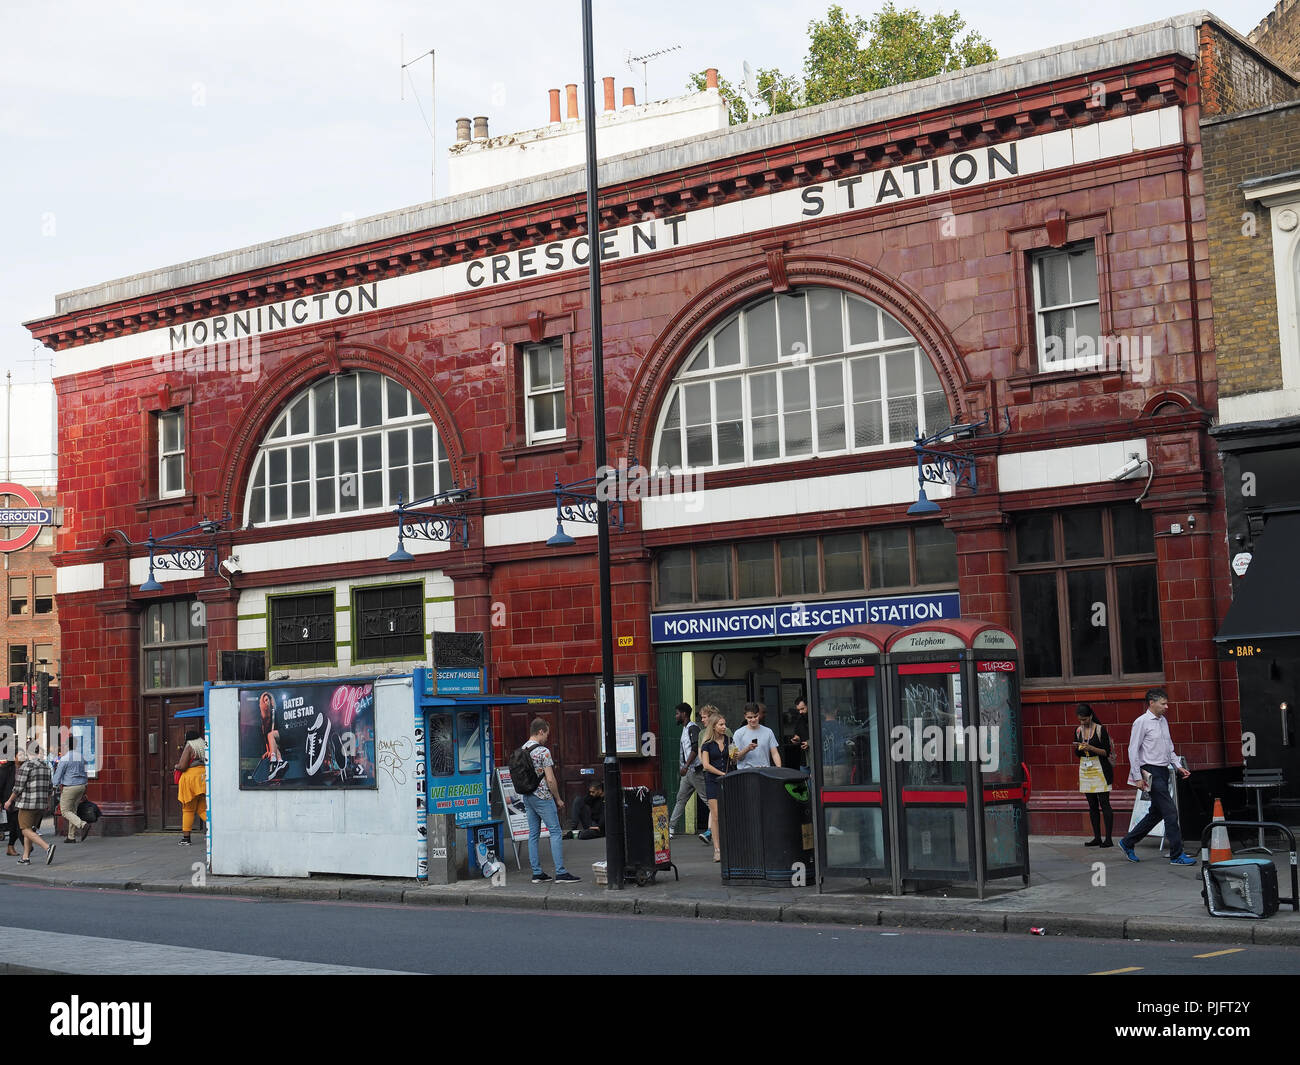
[699,710,733,863]
[175,729,207,846]
[732,703,782,770]
[1072,703,1114,848]
[0,755,17,856]
[3,744,55,865]
[520,719,581,885]
[52,736,90,844]
[668,702,707,839]
[1119,689,1195,866]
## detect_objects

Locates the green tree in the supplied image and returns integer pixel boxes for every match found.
[691,3,997,122]
[802,2,998,105]
[689,66,801,125]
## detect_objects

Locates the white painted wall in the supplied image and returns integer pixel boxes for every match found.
[996,438,1149,492]
[237,569,455,682]
[208,676,418,877]
[447,90,730,196]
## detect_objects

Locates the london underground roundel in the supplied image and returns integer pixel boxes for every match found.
[0,484,53,553]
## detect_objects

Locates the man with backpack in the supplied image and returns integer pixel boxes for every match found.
[509,719,580,884]
[667,702,706,839]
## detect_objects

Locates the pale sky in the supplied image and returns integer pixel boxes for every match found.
[0,0,1284,382]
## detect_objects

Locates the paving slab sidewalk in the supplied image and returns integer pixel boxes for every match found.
[2,828,1297,946]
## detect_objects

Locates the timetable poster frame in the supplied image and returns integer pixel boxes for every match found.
[596,674,649,758]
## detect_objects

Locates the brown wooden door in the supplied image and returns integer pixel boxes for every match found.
[143,693,196,830]
[501,676,596,808]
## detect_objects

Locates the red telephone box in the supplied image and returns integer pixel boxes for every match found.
[804,626,897,886]
[807,619,1029,896]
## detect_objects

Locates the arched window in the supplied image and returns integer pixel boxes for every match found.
[651,287,949,471]
[245,371,451,526]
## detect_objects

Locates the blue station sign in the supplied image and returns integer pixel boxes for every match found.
[651,592,961,644]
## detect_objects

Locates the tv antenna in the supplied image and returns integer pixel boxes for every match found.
[626,44,681,104]
[739,60,802,115]
[400,35,437,201]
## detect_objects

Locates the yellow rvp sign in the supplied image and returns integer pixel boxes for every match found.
[617,635,633,647]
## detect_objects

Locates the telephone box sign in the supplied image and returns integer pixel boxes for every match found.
[808,635,883,657]
[972,629,1019,651]
[0,484,55,553]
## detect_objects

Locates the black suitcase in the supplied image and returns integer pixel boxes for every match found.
[1202,858,1280,918]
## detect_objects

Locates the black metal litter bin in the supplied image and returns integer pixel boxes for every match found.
[623,787,657,885]
[718,767,814,884]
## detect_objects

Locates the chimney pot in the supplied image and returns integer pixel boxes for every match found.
[473,115,489,141]
[455,117,472,143]
[565,83,579,120]
[622,86,636,108]
[548,88,562,125]
[705,67,719,90]
[603,76,616,112]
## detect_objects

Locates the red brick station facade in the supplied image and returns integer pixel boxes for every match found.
[28,15,1296,835]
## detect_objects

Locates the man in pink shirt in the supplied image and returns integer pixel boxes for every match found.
[1119,689,1195,866]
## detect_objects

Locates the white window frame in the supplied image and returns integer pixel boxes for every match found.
[243,372,449,528]
[651,287,948,473]
[524,342,565,446]
[1221,174,1300,422]
[159,409,185,499]
[1031,242,1101,372]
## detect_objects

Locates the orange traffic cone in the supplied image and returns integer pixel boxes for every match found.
[1209,798,1232,864]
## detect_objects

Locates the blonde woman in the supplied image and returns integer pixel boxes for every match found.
[698,710,733,862]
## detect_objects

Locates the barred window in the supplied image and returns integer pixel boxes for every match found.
[142,599,207,691]
[269,591,336,668]
[652,287,949,471]
[353,582,424,662]
[245,372,452,527]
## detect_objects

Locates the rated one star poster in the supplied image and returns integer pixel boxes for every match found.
[237,681,377,789]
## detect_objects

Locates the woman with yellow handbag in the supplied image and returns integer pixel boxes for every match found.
[1073,703,1114,847]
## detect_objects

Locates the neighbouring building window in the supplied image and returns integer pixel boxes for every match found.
[245,372,451,526]
[1013,506,1162,682]
[34,644,53,673]
[655,526,957,606]
[8,645,27,684]
[142,599,207,691]
[269,591,336,668]
[651,287,949,471]
[1031,242,1100,372]
[524,342,565,445]
[8,577,27,616]
[34,576,53,615]
[352,581,424,661]
[159,409,186,497]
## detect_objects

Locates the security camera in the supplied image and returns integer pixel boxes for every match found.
[221,555,242,574]
[1106,454,1144,481]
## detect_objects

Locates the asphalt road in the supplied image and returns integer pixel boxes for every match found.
[4,880,1300,976]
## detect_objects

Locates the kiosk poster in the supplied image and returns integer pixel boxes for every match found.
[238,681,377,789]
[495,768,549,843]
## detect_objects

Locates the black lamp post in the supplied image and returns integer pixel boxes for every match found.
[581,0,626,889]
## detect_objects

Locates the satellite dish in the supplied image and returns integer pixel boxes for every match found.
[741,60,758,98]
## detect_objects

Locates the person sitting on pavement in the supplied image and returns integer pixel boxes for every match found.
[175,729,207,847]
[568,779,605,839]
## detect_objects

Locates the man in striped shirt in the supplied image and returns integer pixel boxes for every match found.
[1119,689,1195,866]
